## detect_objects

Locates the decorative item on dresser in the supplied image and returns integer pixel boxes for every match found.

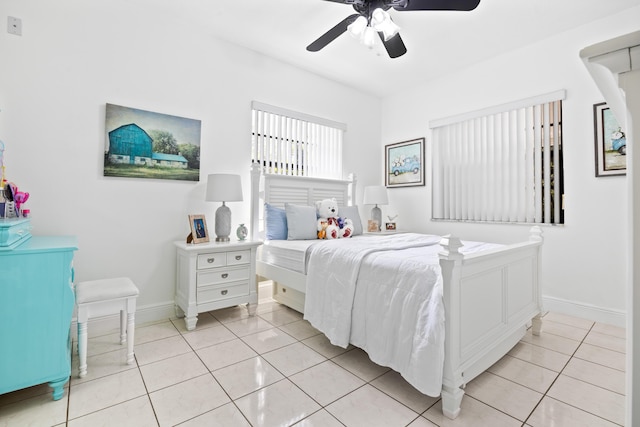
[188,214,209,244]
[0,219,77,401]
[205,174,243,242]
[173,239,261,331]
[363,185,388,232]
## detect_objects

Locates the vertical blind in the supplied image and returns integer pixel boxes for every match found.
[251,101,346,180]
[430,90,565,224]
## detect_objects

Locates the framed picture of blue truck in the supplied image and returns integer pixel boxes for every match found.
[385,137,425,187]
[594,102,626,177]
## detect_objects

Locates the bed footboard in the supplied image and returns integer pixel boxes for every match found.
[438,227,543,419]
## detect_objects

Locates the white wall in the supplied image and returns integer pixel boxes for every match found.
[380,7,640,324]
[2,0,636,326]
[0,0,381,322]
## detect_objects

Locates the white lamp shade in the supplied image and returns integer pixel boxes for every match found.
[363,186,389,205]
[206,174,243,202]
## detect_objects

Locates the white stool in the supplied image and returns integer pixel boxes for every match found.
[75,277,139,378]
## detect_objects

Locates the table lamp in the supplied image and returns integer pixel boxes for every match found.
[206,174,243,242]
[363,185,388,232]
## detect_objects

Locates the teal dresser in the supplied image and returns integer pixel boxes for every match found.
[0,222,77,401]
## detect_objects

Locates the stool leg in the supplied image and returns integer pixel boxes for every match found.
[78,321,88,378]
[76,322,80,355]
[126,311,135,365]
[120,309,127,345]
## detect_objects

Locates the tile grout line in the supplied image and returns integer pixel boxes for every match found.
[520,321,625,426]
[21,307,624,426]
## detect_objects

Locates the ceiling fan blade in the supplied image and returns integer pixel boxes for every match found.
[307,14,360,52]
[391,0,480,11]
[379,32,407,58]
[320,0,364,4]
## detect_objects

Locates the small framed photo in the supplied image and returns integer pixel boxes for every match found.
[594,102,626,177]
[367,220,379,232]
[385,222,396,231]
[188,214,209,244]
[385,137,425,188]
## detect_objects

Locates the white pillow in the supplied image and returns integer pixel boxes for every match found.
[339,205,363,236]
[285,203,317,240]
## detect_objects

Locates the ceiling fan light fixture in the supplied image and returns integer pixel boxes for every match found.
[370,8,389,27]
[371,8,400,41]
[362,25,376,47]
[347,15,367,38]
[378,19,400,41]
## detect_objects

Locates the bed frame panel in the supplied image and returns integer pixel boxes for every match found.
[250,165,543,420]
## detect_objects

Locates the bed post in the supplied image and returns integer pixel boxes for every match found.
[439,235,465,419]
[348,173,357,206]
[529,226,544,336]
[250,163,261,241]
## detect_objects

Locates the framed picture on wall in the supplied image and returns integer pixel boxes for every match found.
[104,103,202,181]
[594,102,626,177]
[188,214,209,244]
[385,137,425,188]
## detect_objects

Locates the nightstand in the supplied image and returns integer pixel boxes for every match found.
[173,240,262,331]
[363,230,406,235]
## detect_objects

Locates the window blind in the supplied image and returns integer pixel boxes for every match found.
[251,101,346,180]
[430,90,565,224]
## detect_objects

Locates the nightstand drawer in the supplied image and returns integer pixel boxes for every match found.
[197,266,250,287]
[197,282,249,304]
[227,250,250,266]
[197,253,226,269]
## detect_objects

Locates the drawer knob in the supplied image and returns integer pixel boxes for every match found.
[207,258,215,263]
[235,255,242,260]
[282,288,287,293]
[221,290,228,295]
[221,273,229,279]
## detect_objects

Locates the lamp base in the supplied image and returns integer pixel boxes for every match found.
[215,202,232,243]
[371,205,382,232]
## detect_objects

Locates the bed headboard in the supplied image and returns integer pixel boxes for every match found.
[249,163,357,240]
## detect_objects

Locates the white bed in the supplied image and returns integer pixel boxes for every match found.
[249,164,544,419]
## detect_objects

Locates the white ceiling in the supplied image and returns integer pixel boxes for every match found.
[136,0,639,97]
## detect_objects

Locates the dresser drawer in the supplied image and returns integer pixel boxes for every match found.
[197,253,226,269]
[197,266,250,287]
[197,282,249,304]
[227,250,250,266]
[0,218,31,248]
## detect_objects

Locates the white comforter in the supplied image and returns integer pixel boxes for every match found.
[303,233,500,396]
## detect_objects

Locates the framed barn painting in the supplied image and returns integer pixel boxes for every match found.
[104,104,201,181]
[594,102,626,177]
[385,137,425,188]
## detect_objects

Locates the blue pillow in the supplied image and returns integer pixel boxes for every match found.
[265,203,287,240]
[285,203,318,240]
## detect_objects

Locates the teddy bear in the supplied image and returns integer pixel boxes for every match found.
[315,198,354,239]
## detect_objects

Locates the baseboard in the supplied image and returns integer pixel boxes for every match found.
[71,295,625,337]
[71,301,177,339]
[542,295,626,327]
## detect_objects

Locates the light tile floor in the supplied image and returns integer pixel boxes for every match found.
[0,287,626,427]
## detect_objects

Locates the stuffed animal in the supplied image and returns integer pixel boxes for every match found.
[315,198,354,239]
[317,220,328,239]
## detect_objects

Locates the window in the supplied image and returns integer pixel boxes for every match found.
[430,90,565,225]
[251,101,346,179]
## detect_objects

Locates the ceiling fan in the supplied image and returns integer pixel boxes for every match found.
[307,0,481,58]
